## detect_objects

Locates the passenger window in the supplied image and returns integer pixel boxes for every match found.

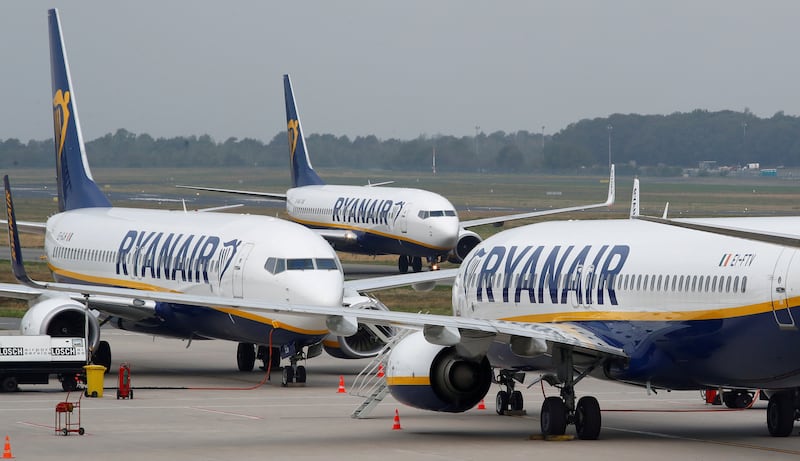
[733,276,739,293]
[741,276,747,293]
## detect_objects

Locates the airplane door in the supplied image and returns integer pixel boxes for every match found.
[232,243,254,298]
[396,203,409,234]
[770,248,796,330]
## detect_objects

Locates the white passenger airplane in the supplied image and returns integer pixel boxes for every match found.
[0,8,450,387]
[177,74,615,273]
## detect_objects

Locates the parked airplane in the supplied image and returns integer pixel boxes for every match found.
[0,8,440,386]
[177,75,615,273]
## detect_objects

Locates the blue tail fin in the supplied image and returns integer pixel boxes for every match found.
[49,9,111,212]
[283,74,324,187]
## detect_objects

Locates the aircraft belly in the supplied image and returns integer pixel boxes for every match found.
[486,309,800,390]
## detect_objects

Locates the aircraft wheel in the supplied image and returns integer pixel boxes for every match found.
[767,392,795,437]
[411,257,423,273]
[509,390,524,411]
[295,365,307,383]
[78,427,85,435]
[281,367,294,387]
[540,396,567,436]
[237,343,256,371]
[495,390,509,415]
[93,341,112,372]
[575,396,602,440]
[398,256,409,273]
[61,375,78,392]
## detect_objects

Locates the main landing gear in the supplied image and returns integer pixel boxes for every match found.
[237,343,280,372]
[495,369,525,415]
[281,351,307,387]
[766,389,799,437]
[398,255,423,273]
[539,348,603,440]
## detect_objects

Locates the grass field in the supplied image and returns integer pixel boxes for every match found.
[2,166,799,317]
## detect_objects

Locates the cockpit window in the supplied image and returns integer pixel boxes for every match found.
[418,209,456,219]
[315,258,339,270]
[287,258,314,270]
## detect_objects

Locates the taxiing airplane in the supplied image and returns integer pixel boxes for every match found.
[177,75,615,273]
[0,8,449,387]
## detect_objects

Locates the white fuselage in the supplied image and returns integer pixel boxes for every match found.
[286,184,459,256]
[44,207,344,336]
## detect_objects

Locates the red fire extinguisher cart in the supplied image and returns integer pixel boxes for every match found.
[117,362,133,399]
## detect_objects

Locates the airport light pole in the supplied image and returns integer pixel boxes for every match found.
[474,125,480,156]
[607,124,613,168]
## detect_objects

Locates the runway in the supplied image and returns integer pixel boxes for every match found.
[0,329,797,460]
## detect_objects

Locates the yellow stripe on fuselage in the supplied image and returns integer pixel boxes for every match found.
[290,217,451,252]
[495,297,796,324]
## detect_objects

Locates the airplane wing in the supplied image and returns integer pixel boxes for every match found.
[344,268,458,293]
[636,215,800,248]
[0,220,46,234]
[459,165,616,228]
[176,185,287,201]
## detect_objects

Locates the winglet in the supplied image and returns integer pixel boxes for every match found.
[605,164,616,207]
[4,176,43,288]
[48,8,111,212]
[283,74,325,188]
[629,177,639,219]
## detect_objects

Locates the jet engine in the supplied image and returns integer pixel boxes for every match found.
[323,294,394,359]
[386,331,492,412]
[447,228,482,263]
[20,295,101,349]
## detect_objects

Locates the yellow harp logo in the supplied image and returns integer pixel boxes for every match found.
[287,119,299,163]
[53,90,71,161]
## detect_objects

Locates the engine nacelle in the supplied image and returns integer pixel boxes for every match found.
[386,331,492,412]
[447,228,482,264]
[20,295,101,349]
[324,294,394,359]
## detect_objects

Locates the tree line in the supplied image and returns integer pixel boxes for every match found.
[2,109,798,175]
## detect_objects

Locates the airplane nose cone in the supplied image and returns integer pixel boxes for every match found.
[286,271,343,307]
[430,218,459,249]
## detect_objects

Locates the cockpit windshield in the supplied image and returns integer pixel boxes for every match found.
[264,257,340,274]
[418,210,457,219]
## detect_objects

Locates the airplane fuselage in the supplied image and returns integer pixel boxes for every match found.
[286,185,459,258]
[43,207,344,346]
[454,218,800,390]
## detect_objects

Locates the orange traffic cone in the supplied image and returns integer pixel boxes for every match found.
[2,435,13,459]
[376,363,385,378]
[392,409,402,430]
[477,399,486,410]
[337,376,346,393]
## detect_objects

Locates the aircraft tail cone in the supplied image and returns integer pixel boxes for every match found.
[3,435,14,459]
[337,376,346,393]
[376,363,385,378]
[477,399,486,410]
[392,409,402,430]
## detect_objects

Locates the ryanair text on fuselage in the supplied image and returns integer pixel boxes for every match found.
[463,244,630,306]
[331,197,404,226]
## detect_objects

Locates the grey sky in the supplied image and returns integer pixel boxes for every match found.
[2,1,799,143]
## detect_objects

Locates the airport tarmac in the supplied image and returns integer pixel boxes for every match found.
[1,329,798,461]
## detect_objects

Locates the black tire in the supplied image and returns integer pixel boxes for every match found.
[93,341,112,372]
[62,428,68,436]
[767,392,795,437]
[540,396,567,436]
[575,396,602,440]
[295,365,307,383]
[411,257,423,273]
[78,427,85,435]
[509,390,524,411]
[281,367,294,387]
[1,376,18,392]
[495,390,509,415]
[237,343,256,372]
[398,255,409,273]
[129,389,134,399]
[61,375,78,392]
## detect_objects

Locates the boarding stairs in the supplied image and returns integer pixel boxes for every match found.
[350,328,412,419]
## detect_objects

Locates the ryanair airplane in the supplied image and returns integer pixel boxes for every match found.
[0,9,453,387]
[62,178,800,439]
[178,75,615,273]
